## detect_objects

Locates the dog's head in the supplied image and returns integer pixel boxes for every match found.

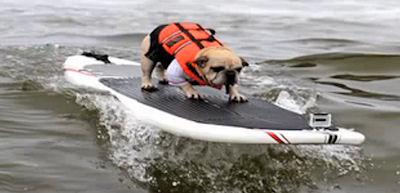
[195,47,248,86]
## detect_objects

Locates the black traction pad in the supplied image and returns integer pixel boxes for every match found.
[99,78,313,130]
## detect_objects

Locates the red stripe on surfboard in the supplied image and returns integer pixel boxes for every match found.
[266,131,285,144]
[64,68,95,77]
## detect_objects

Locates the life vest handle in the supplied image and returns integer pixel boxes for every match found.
[174,23,205,49]
[195,24,223,46]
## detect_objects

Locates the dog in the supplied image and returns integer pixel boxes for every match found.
[140,22,248,102]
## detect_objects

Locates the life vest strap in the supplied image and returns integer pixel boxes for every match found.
[186,62,206,83]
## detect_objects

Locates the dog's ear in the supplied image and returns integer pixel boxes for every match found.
[195,56,209,68]
[240,57,249,67]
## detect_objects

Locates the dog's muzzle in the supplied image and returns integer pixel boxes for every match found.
[224,70,237,94]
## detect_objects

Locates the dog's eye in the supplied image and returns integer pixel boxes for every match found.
[210,66,225,73]
[235,67,242,73]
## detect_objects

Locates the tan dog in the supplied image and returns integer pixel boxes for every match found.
[140,22,248,102]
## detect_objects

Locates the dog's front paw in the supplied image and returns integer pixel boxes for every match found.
[229,93,248,103]
[185,90,202,100]
[141,82,157,92]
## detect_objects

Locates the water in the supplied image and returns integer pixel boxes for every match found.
[0,0,399,192]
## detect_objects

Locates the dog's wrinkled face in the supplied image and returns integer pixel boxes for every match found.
[195,47,248,86]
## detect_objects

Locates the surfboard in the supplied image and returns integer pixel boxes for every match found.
[63,53,365,145]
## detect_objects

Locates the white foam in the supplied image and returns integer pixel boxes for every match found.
[74,93,162,182]
[274,90,316,115]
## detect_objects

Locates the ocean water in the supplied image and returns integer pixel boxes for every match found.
[0,0,399,192]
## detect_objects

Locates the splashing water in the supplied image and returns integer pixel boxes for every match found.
[70,85,367,193]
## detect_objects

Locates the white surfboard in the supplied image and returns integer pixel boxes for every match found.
[63,53,365,145]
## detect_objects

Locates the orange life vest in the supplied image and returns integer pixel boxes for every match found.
[158,22,223,86]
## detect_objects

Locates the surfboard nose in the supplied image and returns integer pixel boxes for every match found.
[338,129,365,145]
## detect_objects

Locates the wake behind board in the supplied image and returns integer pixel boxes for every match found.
[63,53,365,145]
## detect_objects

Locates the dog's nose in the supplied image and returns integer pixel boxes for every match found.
[225,70,237,94]
[225,70,235,76]
[225,70,236,83]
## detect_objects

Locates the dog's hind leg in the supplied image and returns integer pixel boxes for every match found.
[140,35,157,91]
[155,64,169,85]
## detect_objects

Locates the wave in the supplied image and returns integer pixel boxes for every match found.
[38,32,147,43]
[330,74,400,82]
[1,32,147,46]
[263,52,400,64]
[258,52,400,110]
[279,38,364,46]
